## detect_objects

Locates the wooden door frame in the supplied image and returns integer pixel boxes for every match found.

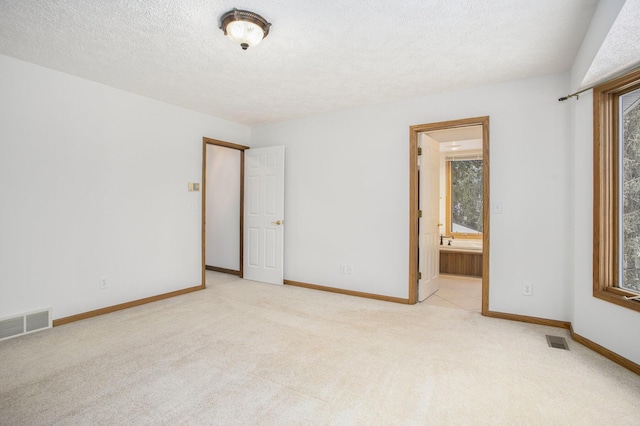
[409,116,490,314]
[201,137,250,288]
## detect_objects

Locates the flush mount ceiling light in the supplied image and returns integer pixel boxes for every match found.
[220,9,271,50]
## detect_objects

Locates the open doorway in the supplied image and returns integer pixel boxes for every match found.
[201,137,249,288]
[409,117,490,314]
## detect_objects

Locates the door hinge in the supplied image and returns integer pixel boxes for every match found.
[417,147,422,156]
[418,272,422,280]
[418,210,422,218]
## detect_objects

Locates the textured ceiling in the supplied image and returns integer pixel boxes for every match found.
[582,0,640,88]
[0,0,599,125]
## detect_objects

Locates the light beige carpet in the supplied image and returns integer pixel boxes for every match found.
[1,272,639,425]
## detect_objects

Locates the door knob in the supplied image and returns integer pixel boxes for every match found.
[271,220,284,225]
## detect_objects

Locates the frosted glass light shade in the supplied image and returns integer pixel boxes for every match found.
[226,21,264,48]
[220,9,271,50]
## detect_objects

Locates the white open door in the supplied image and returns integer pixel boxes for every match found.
[418,135,440,301]
[243,146,285,285]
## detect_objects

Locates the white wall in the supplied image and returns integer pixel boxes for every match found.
[251,72,573,321]
[205,145,241,271]
[571,93,640,365]
[0,54,250,320]
[569,0,640,365]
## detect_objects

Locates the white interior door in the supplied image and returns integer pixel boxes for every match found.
[418,135,440,301]
[243,146,285,285]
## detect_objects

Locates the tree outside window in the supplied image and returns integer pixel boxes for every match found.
[449,159,483,236]
[621,88,640,293]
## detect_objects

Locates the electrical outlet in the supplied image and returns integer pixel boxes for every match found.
[492,201,503,214]
[346,264,354,274]
[523,283,533,296]
[99,276,108,289]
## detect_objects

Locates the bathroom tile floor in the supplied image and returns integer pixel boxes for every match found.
[422,274,482,312]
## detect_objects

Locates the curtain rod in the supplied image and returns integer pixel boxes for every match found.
[558,86,593,102]
[558,66,640,102]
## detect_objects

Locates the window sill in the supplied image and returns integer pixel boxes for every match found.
[594,288,640,313]
[450,234,482,240]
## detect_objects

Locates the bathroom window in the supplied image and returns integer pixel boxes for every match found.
[593,67,640,312]
[447,158,482,238]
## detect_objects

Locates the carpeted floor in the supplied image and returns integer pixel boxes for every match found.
[1,272,639,425]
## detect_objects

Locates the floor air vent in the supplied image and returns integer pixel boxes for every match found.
[0,308,51,341]
[546,335,569,350]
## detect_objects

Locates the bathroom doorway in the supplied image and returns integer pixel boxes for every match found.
[409,117,489,313]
